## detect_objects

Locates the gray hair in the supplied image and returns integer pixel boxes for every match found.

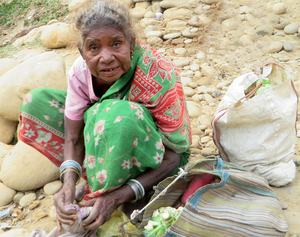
[75,0,137,49]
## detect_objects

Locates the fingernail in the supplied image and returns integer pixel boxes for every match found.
[69,222,74,225]
[82,223,86,227]
[73,216,78,220]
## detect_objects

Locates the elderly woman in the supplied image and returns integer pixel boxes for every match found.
[19,0,191,232]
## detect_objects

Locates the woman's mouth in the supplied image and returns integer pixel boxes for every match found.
[100,66,120,74]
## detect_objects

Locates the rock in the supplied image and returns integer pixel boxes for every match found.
[144,11,156,18]
[166,20,187,33]
[183,87,196,97]
[44,180,63,195]
[160,0,187,8]
[182,27,200,38]
[0,143,14,170]
[0,52,67,121]
[135,1,150,8]
[274,17,290,30]
[130,7,148,19]
[283,41,293,52]
[197,115,212,127]
[174,48,188,57]
[284,23,300,34]
[204,94,214,103]
[181,71,194,77]
[280,201,288,210]
[13,191,25,203]
[13,27,45,47]
[40,23,78,49]
[146,37,163,47]
[240,35,253,46]
[19,192,36,207]
[222,18,241,31]
[190,135,200,148]
[269,14,280,24]
[196,52,206,60]
[212,90,222,98]
[264,41,283,54]
[256,24,273,36]
[217,81,231,89]
[201,0,219,4]
[191,127,203,136]
[190,64,200,71]
[144,25,157,35]
[199,125,208,131]
[197,86,208,94]
[181,77,192,86]
[0,116,17,144]
[186,101,201,118]
[201,147,216,157]
[273,3,287,14]
[145,31,163,38]
[152,2,163,13]
[1,141,60,191]
[173,58,190,68]
[165,9,193,21]
[0,58,19,77]
[49,205,57,221]
[201,136,211,143]
[68,0,89,11]
[0,229,30,237]
[274,32,285,37]
[201,65,218,77]
[140,18,163,28]
[0,182,16,207]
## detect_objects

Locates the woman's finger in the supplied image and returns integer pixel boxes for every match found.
[56,220,62,232]
[85,215,105,231]
[56,207,77,222]
[82,206,99,226]
[78,199,95,207]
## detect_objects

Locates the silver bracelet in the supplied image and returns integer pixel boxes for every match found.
[126,179,145,202]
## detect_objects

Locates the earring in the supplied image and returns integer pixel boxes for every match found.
[130,50,134,59]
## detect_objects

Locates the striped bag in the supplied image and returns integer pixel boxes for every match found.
[140,156,288,236]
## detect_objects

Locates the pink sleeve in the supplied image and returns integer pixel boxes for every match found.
[65,67,91,121]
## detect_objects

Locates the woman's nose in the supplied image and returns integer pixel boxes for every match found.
[99,48,114,63]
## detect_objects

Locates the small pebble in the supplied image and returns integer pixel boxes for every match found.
[280,201,288,210]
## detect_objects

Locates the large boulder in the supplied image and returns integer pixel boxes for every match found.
[0,116,17,144]
[0,58,19,77]
[160,0,187,8]
[0,142,14,170]
[13,26,45,47]
[0,51,67,121]
[1,140,60,191]
[0,182,16,207]
[40,23,79,49]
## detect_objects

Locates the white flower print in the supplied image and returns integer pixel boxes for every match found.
[131,156,141,167]
[135,110,144,120]
[87,155,96,169]
[155,139,164,151]
[114,116,123,123]
[44,115,51,121]
[133,138,138,147]
[91,175,95,182]
[58,120,63,127]
[23,93,32,106]
[121,160,131,169]
[113,93,121,100]
[49,100,59,108]
[98,158,104,163]
[110,101,119,105]
[95,135,100,146]
[146,126,151,133]
[118,178,124,183]
[58,106,65,113]
[104,107,111,112]
[144,136,150,141]
[94,120,105,135]
[36,130,52,143]
[25,129,35,138]
[153,152,163,164]
[86,133,90,143]
[96,170,107,185]
[108,146,115,154]
[129,103,142,110]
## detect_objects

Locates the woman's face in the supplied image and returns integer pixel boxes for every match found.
[81,26,132,83]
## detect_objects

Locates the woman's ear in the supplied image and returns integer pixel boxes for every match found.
[78,47,84,59]
[130,38,136,51]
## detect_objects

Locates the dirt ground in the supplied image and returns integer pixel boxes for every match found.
[1,0,300,236]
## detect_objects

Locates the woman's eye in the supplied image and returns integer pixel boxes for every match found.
[113,42,121,47]
[89,45,98,51]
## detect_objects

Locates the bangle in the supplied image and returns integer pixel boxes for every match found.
[126,179,145,202]
[60,160,82,176]
[60,167,81,185]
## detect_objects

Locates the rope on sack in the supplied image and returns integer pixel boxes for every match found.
[118,168,188,236]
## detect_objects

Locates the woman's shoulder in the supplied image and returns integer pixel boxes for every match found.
[69,56,89,76]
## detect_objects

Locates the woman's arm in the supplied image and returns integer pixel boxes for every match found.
[54,115,85,230]
[81,146,180,230]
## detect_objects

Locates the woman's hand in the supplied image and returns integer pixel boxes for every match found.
[79,192,119,231]
[54,182,77,231]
